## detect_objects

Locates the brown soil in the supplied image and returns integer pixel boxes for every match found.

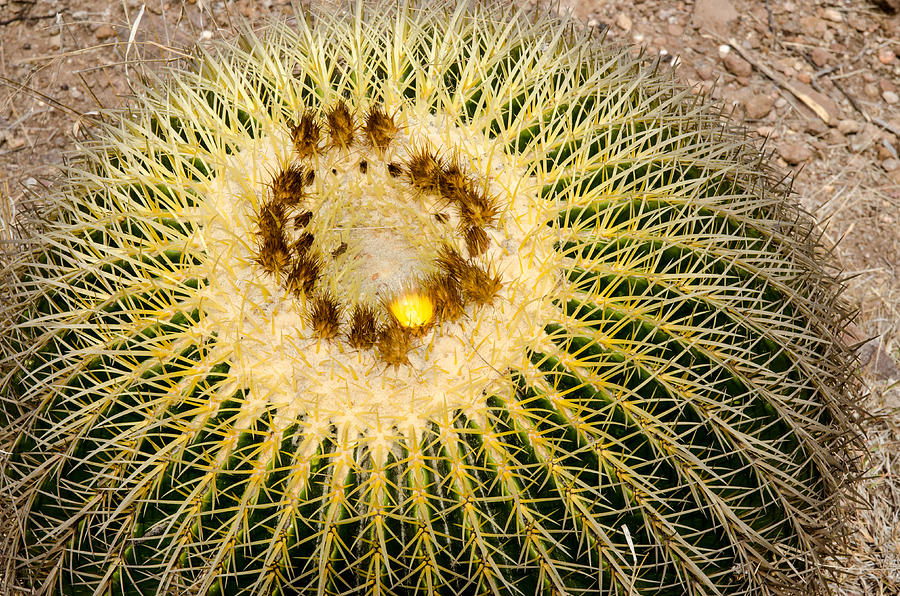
[1,0,898,592]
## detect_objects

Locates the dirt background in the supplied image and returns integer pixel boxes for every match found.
[0,0,898,593]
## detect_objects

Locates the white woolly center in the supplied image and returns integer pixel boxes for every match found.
[195,108,562,437]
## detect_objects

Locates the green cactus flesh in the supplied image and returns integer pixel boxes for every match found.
[0,2,859,595]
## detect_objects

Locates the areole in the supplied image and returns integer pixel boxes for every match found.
[197,98,561,439]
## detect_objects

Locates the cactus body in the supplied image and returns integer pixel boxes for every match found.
[0,2,859,595]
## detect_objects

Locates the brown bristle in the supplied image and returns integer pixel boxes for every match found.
[376,321,412,367]
[290,111,321,159]
[257,200,286,237]
[326,100,356,149]
[331,241,348,258]
[292,231,314,255]
[294,211,313,228]
[423,272,465,322]
[364,104,399,151]
[359,159,368,174]
[256,233,291,277]
[303,169,315,186]
[387,162,403,177]
[307,292,343,340]
[347,303,379,349]
[438,156,469,201]
[435,244,501,306]
[457,184,499,229]
[284,251,322,297]
[435,244,468,281]
[462,224,490,257]
[459,261,502,307]
[271,164,308,207]
[405,145,443,194]
[433,212,449,224]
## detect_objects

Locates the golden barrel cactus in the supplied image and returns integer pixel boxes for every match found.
[0,2,861,594]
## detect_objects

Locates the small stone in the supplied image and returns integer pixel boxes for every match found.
[24,177,38,188]
[7,136,26,150]
[857,339,900,381]
[850,124,878,153]
[744,94,774,119]
[825,129,846,145]
[48,34,61,50]
[864,84,880,98]
[723,52,752,77]
[811,47,830,67]
[778,141,812,165]
[616,13,632,31]
[878,47,896,65]
[796,72,811,84]
[883,158,900,172]
[68,86,83,100]
[884,91,900,105]
[877,142,897,161]
[667,23,684,37]
[774,97,787,108]
[693,0,739,34]
[755,125,776,138]
[94,24,116,40]
[805,119,829,136]
[696,63,714,80]
[837,119,861,134]
[879,79,898,94]
[822,8,842,22]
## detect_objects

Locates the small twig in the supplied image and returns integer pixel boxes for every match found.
[717,35,838,125]
[831,78,871,123]
[872,117,900,138]
[0,12,57,27]
[764,0,777,45]
[0,77,83,118]
[814,65,840,79]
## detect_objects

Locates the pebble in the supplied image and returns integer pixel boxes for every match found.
[822,8,842,23]
[667,23,684,37]
[696,63,714,80]
[6,136,26,150]
[744,94,774,119]
[755,125,776,138]
[837,119,861,134]
[884,158,900,172]
[878,47,896,65]
[878,144,897,161]
[811,47,830,67]
[723,53,752,77]
[48,34,61,50]
[778,141,812,165]
[616,13,632,32]
[825,129,846,145]
[850,124,878,153]
[879,79,898,94]
[774,97,787,108]
[864,84,880,98]
[884,91,899,105]
[94,25,116,40]
[805,119,829,136]
[857,338,900,381]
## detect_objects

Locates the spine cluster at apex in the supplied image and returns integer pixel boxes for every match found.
[252,100,504,367]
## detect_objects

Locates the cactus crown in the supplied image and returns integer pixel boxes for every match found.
[0,1,860,595]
